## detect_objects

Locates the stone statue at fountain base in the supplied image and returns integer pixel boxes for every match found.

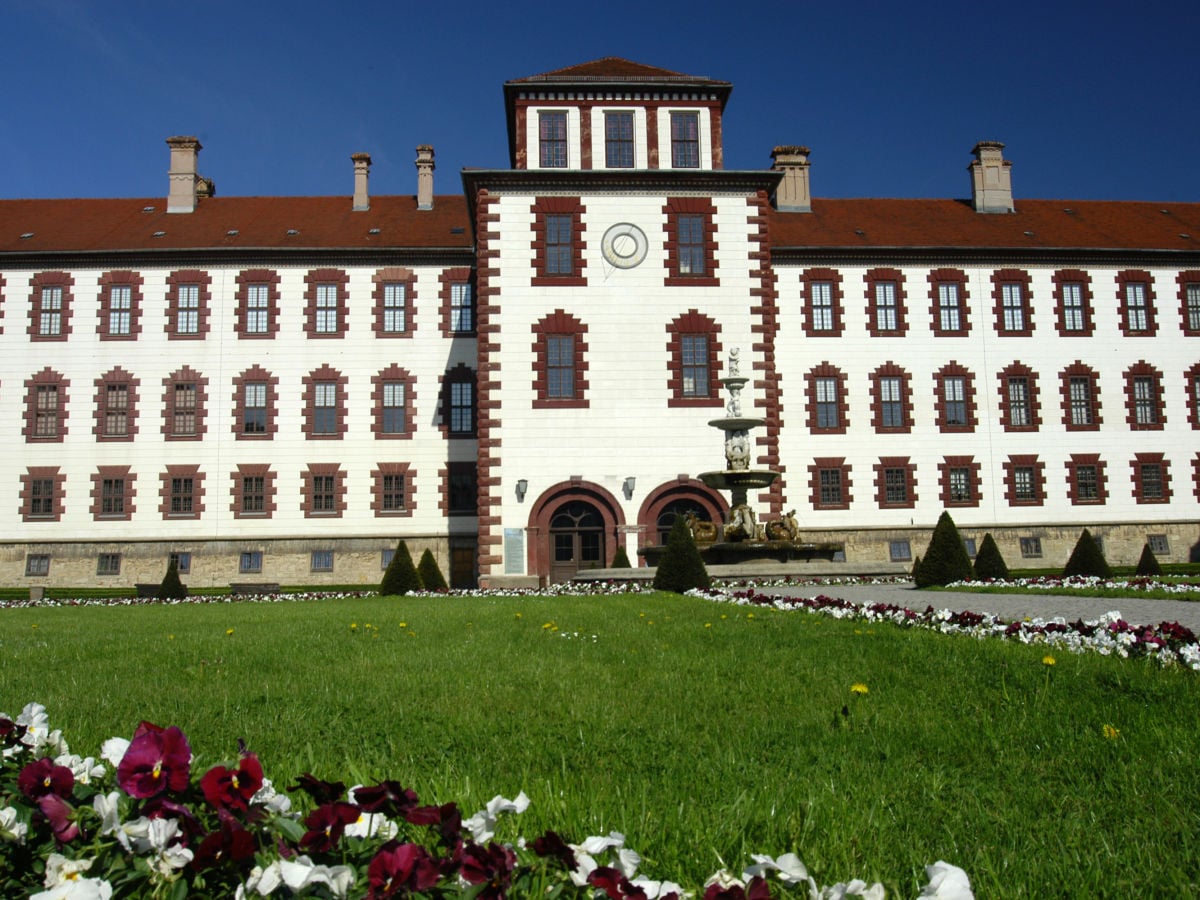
[724,503,760,542]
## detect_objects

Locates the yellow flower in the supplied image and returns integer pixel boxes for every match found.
[398,622,407,629]
[542,622,554,630]
[1042,655,1056,667]
[514,612,522,619]
[350,623,358,631]
[1102,724,1120,740]
[850,683,869,695]
[225,628,234,636]
[168,634,175,641]
[31,624,38,630]
[705,623,712,629]
[747,612,755,619]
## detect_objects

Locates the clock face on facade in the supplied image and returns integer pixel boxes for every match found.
[601,222,648,269]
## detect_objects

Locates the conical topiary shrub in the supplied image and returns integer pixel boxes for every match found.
[915,511,975,587]
[381,540,422,595]
[1134,543,1163,577]
[1062,529,1112,579]
[417,549,449,591]
[157,559,187,600]
[972,533,1010,581]
[610,545,632,568]
[653,515,710,593]
[910,554,923,585]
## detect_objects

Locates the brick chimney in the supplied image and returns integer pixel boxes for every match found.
[352,152,371,211]
[166,136,204,214]
[969,141,1014,213]
[771,146,811,213]
[416,145,435,210]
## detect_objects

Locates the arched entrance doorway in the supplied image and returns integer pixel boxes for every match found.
[528,481,625,584]
[549,500,605,583]
[637,479,728,551]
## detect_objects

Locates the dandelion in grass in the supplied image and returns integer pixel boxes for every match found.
[705,623,712,629]
[225,628,234,636]
[1042,654,1056,666]
[398,622,407,629]
[850,683,869,696]
[350,623,358,632]
[1102,723,1120,740]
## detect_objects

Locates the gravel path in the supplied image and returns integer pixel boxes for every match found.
[758,582,1200,633]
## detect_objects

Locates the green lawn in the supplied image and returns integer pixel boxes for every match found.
[2,591,1197,896]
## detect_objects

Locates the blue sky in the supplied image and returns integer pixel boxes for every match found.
[4,0,1198,202]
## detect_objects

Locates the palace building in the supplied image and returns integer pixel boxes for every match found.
[2,58,1198,589]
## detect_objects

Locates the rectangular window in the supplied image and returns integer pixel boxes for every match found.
[383,283,407,333]
[169,476,194,515]
[241,476,266,514]
[448,462,478,515]
[311,475,336,513]
[97,553,121,576]
[101,478,125,516]
[169,551,191,574]
[888,540,912,562]
[676,215,706,275]
[1188,285,1200,332]
[104,384,129,437]
[382,382,406,434]
[546,335,575,398]
[942,377,967,427]
[1075,464,1099,501]
[1013,467,1037,502]
[243,383,267,434]
[1007,378,1030,427]
[39,287,63,336]
[1062,282,1085,332]
[382,473,406,512]
[313,382,338,434]
[177,284,200,334]
[36,385,59,438]
[1148,534,1170,555]
[545,215,574,276]
[450,382,474,435]
[108,285,132,335]
[1019,537,1043,558]
[1001,283,1026,332]
[310,550,333,572]
[1069,377,1094,426]
[450,282,473,333]
[670,112,700,168]
[539,111,568,168]
[949,467,972,502]
[873,282,898,331]
[381,548,395,570]
[25,554,50,576]
[29,478,55,517]
[879,377,904,428]
[816,378,840,429]
[173,383,197,436]
[1125,283,1149,332]
[1133,377,1158,425]
[884,467,908,504]
[811,282,834,331]
[938,283,961,332]
[962,538,978,558]
[315,284,339,334]
[1140,463,1164,500]
[605,112,634,168]
[245,284,269,334]
[819,469,843,505]
[681,335,709,397]
[239,551,262,574]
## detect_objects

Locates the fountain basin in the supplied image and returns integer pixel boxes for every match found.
[699,470,779,491]
[707,417,767,431]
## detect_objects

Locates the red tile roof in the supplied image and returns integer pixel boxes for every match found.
[0,195,472,254]
[507,57,727,86]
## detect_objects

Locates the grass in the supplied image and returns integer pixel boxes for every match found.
[2,591,1198,896]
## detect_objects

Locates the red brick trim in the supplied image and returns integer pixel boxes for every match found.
[474,190,501,579]
[233,269,281,339]
[868,362,913,433]
[928,268,970,336]
[27,271,73,341]
[1131,452,1171,504]
[92,367,140,442]
[372,267,416,338]
[938,456,982,507]
[301,365,348,440]
[646,108,660,169]
[20,467,64,522]
[91,465,135,520]
[439,363,476,439]
[23,367,69,443]
[162,366,209,441]
[636,479,728,547]
[531,197,587,286]
[801,267,845,337]
[532,309,589,408]
[663,197,719,286]
[1177,270,1200,336]
[1051,269,1095,337]
[231,366,279,440]
[96,270,143,341]
[665,309,721,408]
[933,362,978,433]
[579,103,593,170]
[160,465,205,519]
[805,363,849,434]
[748,192,784,516]
[873,456,917,508]
[992,269,1034,336]
[1186,362,1200,430]
[1065,453,1107,505]
[1192,453,1200,503]
[1003,454,1045,507]
[1124,361,1166,430]
[439,268,475,336]
[863,268,908,337]
[371,462,415,517]
[230,464,276,518]
[1115,270,1158,337]
[997,361,1042,431]
[303,463,346,518]
[372,365,416,439]
[303,268,350,339]
[165,270,212,340]
[1059,361,1103,431]
[809,457,852,510]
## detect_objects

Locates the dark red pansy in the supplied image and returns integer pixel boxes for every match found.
[37,794,80,845]
[405,801,462,846]
[300,801,361,853]
[192,811,257,871]
[460,841,517,900]
[354,780,419,818]
[531,828,579,871]
[367,841,441,899]
[589,866,648,900]
[18,757,75,800]
[201,753,264,812]
[117,724,192,798]
[288,772,346,805]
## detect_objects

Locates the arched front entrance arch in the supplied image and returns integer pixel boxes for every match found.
[528,481,625,584]
[637,479,728,553]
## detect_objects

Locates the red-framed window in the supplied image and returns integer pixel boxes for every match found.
[301,366,348,440]
[864,268,908,337]
[371,462,415,517]
[373,267,416,338]
[997,362,1042,431]
[1124,361,1165,430]
[162,367,208,441]
[440,268,475,336]
[532,310,589,408]
[372,365,416,439]
[231,366,279,440]
[1059,362,1102,431]
[93,367,140,441]
[23,368,69,443]
[933,362,978,432]
[809,458,852,510]
[531,197,586,286]
[1177,271,1200,335]
[928,268,970,336]
[1131,452,1171,504]
[303,463,346,518]
[91,466,135,520]
[801,268,845,337]
[231,464,276,519]
[663,198,718,286]
[304,268,349,338]
[440,364,476,438]
[234,269,281,339]
[939,456,982,508]
[1003,455,1046,507]
[96,271,143,341]
[1052,269,1094,337]
[805,363,849,434]
[1065,454,1107,505]
[874,456,917,508]
[27,272,73,341]
[1116,270,1157,337]
[165,270,212,339]
[160,465,205,519]
[666,310,721,407]
[992,269,1034,336]
[21,467,65,522]
[1185,362,1200,430]
[869,363,913,433]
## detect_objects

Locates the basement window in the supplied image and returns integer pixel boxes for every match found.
[888,540,912,562]
[1019,537,1043,558]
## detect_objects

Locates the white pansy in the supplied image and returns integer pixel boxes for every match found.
[818,879,885,900]
[0,805,28,844]
[463,791,531,842]
[575,830,625,855]
[615,845,641,878]
[630,876,686,899]
[251,777,292,814]
[278,855,355,898]
[17,702,51,752]
[343,810,397,840]
[55,752,105,784]
[568,832,629,886]
[744,852,812,885]
[704,869,745,890]
[30,880,114,900]
[93,792,122,836]
[918,860,974,899]
[99,737,130,768]
[42,853,95,886]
